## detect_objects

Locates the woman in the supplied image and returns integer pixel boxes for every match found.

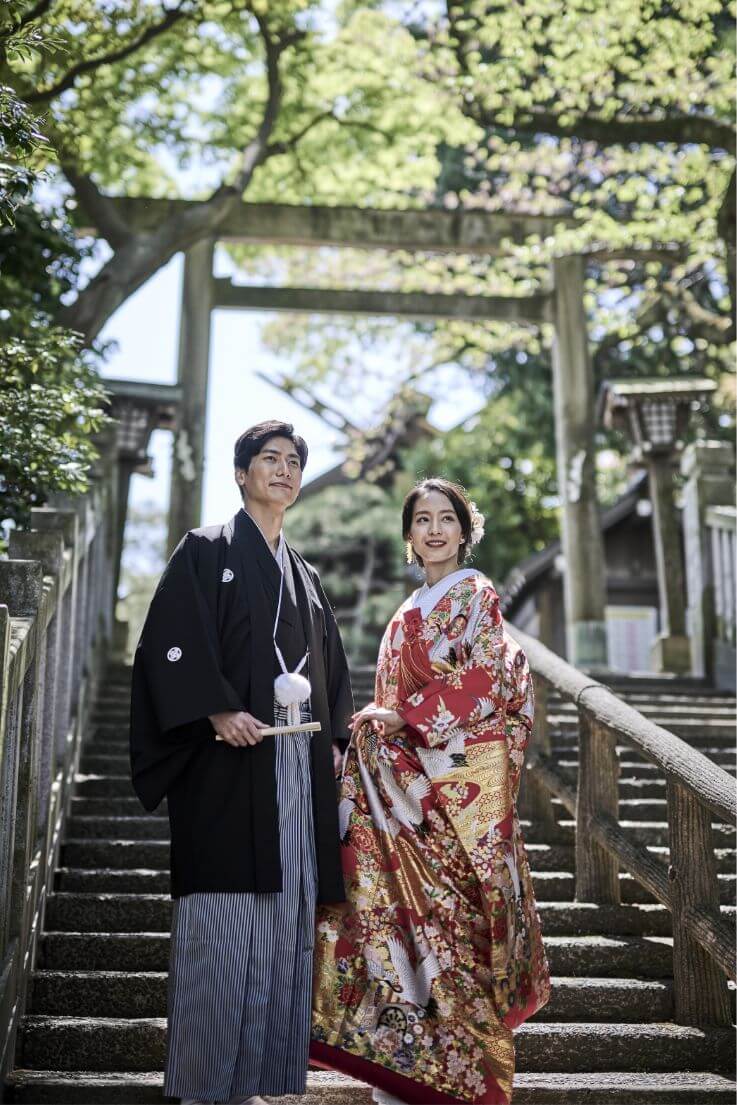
[311,479,550,1105]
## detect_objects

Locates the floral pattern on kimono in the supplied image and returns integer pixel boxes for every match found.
[311,574,551,1105]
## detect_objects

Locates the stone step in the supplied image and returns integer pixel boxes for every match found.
[10,1068,734,1104]
[550,722,736,744]
[18,1015,734,1073]
[54,854,736,907]
[47,892,717,937]
[29,970,675,1022]
[63,813,737,859]
[549,703,736,718]
[548,738,736,761]
[511,1071,737,1104]
[76,762,722,820]
[551,689,735,704]
[93,729,737,756]
[56,868,171,893]
[74,775,138,798]
[71,797,167,817]
[73,792,731,823]
[66,817,169,840]
[549,707,737,724]
[40,932,677,976]
[556,757,737,778]
[549,819,735,849]
[60,835,574,870]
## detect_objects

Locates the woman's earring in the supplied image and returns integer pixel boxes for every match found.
[405,541,415,565]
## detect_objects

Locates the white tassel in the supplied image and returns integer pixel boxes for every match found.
[275,671,311,727]
[274,670,311,707]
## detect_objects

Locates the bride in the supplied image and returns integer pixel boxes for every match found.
[311,478,550,1105]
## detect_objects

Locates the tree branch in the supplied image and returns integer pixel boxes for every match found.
[593,269,735,376]
[57,7,300,342]
[467,102,736,157]
[11,0,55,33]
[586,247,688,265]
[174,10,297,237]
[255,370,357,435]
[447,3,735,155]
[26,2,191,104]
[266,107,396,158]
[266,110,334,156]
[61,161,132,249]
[662,275,736,344]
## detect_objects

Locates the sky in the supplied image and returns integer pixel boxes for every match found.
[98,246,486,536]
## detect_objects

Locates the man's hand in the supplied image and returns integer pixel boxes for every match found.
[350,703,404,738]
[209,710,268,748]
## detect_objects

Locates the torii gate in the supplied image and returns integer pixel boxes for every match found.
[100,198,608,668]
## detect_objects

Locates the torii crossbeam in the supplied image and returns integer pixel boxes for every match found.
[88,199,608,667]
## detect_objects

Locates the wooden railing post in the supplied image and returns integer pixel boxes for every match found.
[575,710,620,903]
[519,678,561,837]
[667,780,731,1025]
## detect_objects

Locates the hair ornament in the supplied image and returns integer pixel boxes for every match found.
[469,502,485,546]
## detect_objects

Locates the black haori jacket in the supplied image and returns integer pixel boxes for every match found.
[129,509,352,902]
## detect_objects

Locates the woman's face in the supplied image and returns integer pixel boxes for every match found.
[409,490,464,568]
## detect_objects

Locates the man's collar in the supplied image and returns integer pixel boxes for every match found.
[240,506,285,563]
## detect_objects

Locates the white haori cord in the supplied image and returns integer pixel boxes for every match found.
[271,534,311,729]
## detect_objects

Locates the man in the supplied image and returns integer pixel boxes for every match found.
[129,420,352,1105]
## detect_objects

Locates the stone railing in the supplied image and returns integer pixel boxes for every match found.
[0,463,116,1082]
[511,625,736,1029]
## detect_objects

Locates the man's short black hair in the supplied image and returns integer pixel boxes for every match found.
[233,420,308,472]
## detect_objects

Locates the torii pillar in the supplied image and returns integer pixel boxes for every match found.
[551,255,608,668]
[167,238,215,554]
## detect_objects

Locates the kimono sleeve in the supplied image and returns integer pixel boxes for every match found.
[397,585,530,748]
[312,570,354,751]
[135,531,242,734]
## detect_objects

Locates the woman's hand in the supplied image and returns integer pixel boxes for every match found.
[350,703,404,738]
[332,742,344,776]
[209,710,268,748]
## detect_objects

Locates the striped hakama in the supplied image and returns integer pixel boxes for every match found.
[163,707,317,1104]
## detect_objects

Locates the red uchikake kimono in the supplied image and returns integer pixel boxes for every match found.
[311,571,551,1104]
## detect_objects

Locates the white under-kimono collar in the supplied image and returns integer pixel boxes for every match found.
[242,508,285,568]
[410,568,481,620]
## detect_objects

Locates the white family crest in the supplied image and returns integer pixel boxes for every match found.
[167,647,182,662]
[221,568,234,583]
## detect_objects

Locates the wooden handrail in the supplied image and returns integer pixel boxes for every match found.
[508,622,736,1025]
[510,626,736,826]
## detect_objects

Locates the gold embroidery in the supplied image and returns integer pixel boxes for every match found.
[434,741,511,849]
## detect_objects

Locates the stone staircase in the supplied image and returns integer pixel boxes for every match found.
[5,665,736,1103]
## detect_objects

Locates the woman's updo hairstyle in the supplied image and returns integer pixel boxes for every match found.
[402,478,474,568]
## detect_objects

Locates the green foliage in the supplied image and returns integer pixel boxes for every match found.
[5,1,474,203]
[0,2,110,535]
[287,481,407,661]
[0,84,44,226]
[0,331,110,530]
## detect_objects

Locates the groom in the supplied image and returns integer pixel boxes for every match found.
[129,420,352,1105]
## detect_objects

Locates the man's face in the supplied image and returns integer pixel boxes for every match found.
[239,435,303,510]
